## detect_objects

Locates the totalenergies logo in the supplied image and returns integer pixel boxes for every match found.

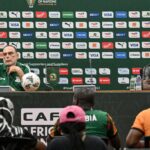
[26,0,36,8]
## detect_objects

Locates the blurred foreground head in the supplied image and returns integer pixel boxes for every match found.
[0,97,14,125]
[73,85,95,110]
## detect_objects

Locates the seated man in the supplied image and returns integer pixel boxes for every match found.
[126,108,150,148]
[0,45,30,91]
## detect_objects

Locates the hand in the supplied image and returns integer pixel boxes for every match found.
[7,66,24,79]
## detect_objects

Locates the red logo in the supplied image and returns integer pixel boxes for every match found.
[102,42,114,49]
[59,68,69,75]
[0,32,7,38]
[132,68,141,75]
[71,77,83,84]
[142,31,150,38]
[99,77,110,84]
[35,11,47,18]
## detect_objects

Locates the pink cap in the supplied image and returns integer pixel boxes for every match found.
[59,105,85,124]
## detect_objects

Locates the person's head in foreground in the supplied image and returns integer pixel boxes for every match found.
[3,45,19,66]
[73,86,95,110]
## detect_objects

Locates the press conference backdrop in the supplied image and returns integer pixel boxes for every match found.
[0,0,150,90]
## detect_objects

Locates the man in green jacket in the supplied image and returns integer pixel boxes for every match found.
[0,45,30,91]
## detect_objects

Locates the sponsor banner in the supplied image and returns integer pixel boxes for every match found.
[71,68,83,75]
[9,11,20,18]
[75,42,87,49]
[142,42,150,48]
[49,21,60,29]
[129,21,140,28]
[89,12,100,18]
[21,108,61,125]
[128,42,140,49]
[49,32,61,39]
[22,42,34,49]
[142,31,150,38]
[99,68,110,75]
[142,11,150,18]
[9,42,21,49]
[9,22,20,28]
[142,21,150,28]
[116,32,126,38]
[88,52,100,59]
[36,42,47,49]
[30,68,40,75]
[85,77,97,84]
[62,22,74,28]
[75,52,87,59]
[115,52,127,59]
[62,11,74,18]
[49,42,60,49]
[49,11,60,18]
[99,77,110,84]
[36,52,47,59]
[102,32,113,39]
[59,77,69,84]
[22,11,34,18]
[89,32,100,39]
[129,11,140,18]
[128,31,140,38]
[22,32,34,39]
[36,32,47,38]
[118,77,129,84]
[115,42,127,49]
[59,68,69,75]
[129,52,141,59]
[115,11,127,18]
[71,77,83,84]
[22,52,34,59]
[132,68,141,75]
[102,52,114,59]
[89,22,100,28]
[102,22,114,28]
[49,52,61,59]
[76,32,87,39]
[118,68,129,75]
[0,22,7,28]
[0,42,7,49]
[0,32,7,38]
[62,32,74,39]
[75,11,87,18]
[0,11,7,18]
[102,11,114,18]
[115,22,127,28]
[76,22,87,28]
[35,11,47,18]
[9,32,20,39]
[22,22,34,28]
[85,68,97,75]
[62,42,74,49]
[142,52,150,58]
[62,52,74,59]
[89,42,100,49]
[36,22,47,28]
[102,42,114,49]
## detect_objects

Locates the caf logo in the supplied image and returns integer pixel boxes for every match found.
[49,73,57,81]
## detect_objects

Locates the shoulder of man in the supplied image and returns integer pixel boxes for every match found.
[16,62,30,72]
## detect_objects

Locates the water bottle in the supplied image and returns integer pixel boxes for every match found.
[135,75,142,91]
[130,75,136,91]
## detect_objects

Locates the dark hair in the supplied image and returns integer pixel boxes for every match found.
[60,122,85,150]
[73,87,95,110]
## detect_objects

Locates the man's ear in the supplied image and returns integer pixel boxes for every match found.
[17,52,19,59]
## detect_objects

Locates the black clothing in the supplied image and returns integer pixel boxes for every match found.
[46,135,107,150]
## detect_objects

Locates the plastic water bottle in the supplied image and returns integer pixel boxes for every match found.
[130,75,136,91]
[135,75,142,90]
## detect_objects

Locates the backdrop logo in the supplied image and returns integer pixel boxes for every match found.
[26,0,36,8]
